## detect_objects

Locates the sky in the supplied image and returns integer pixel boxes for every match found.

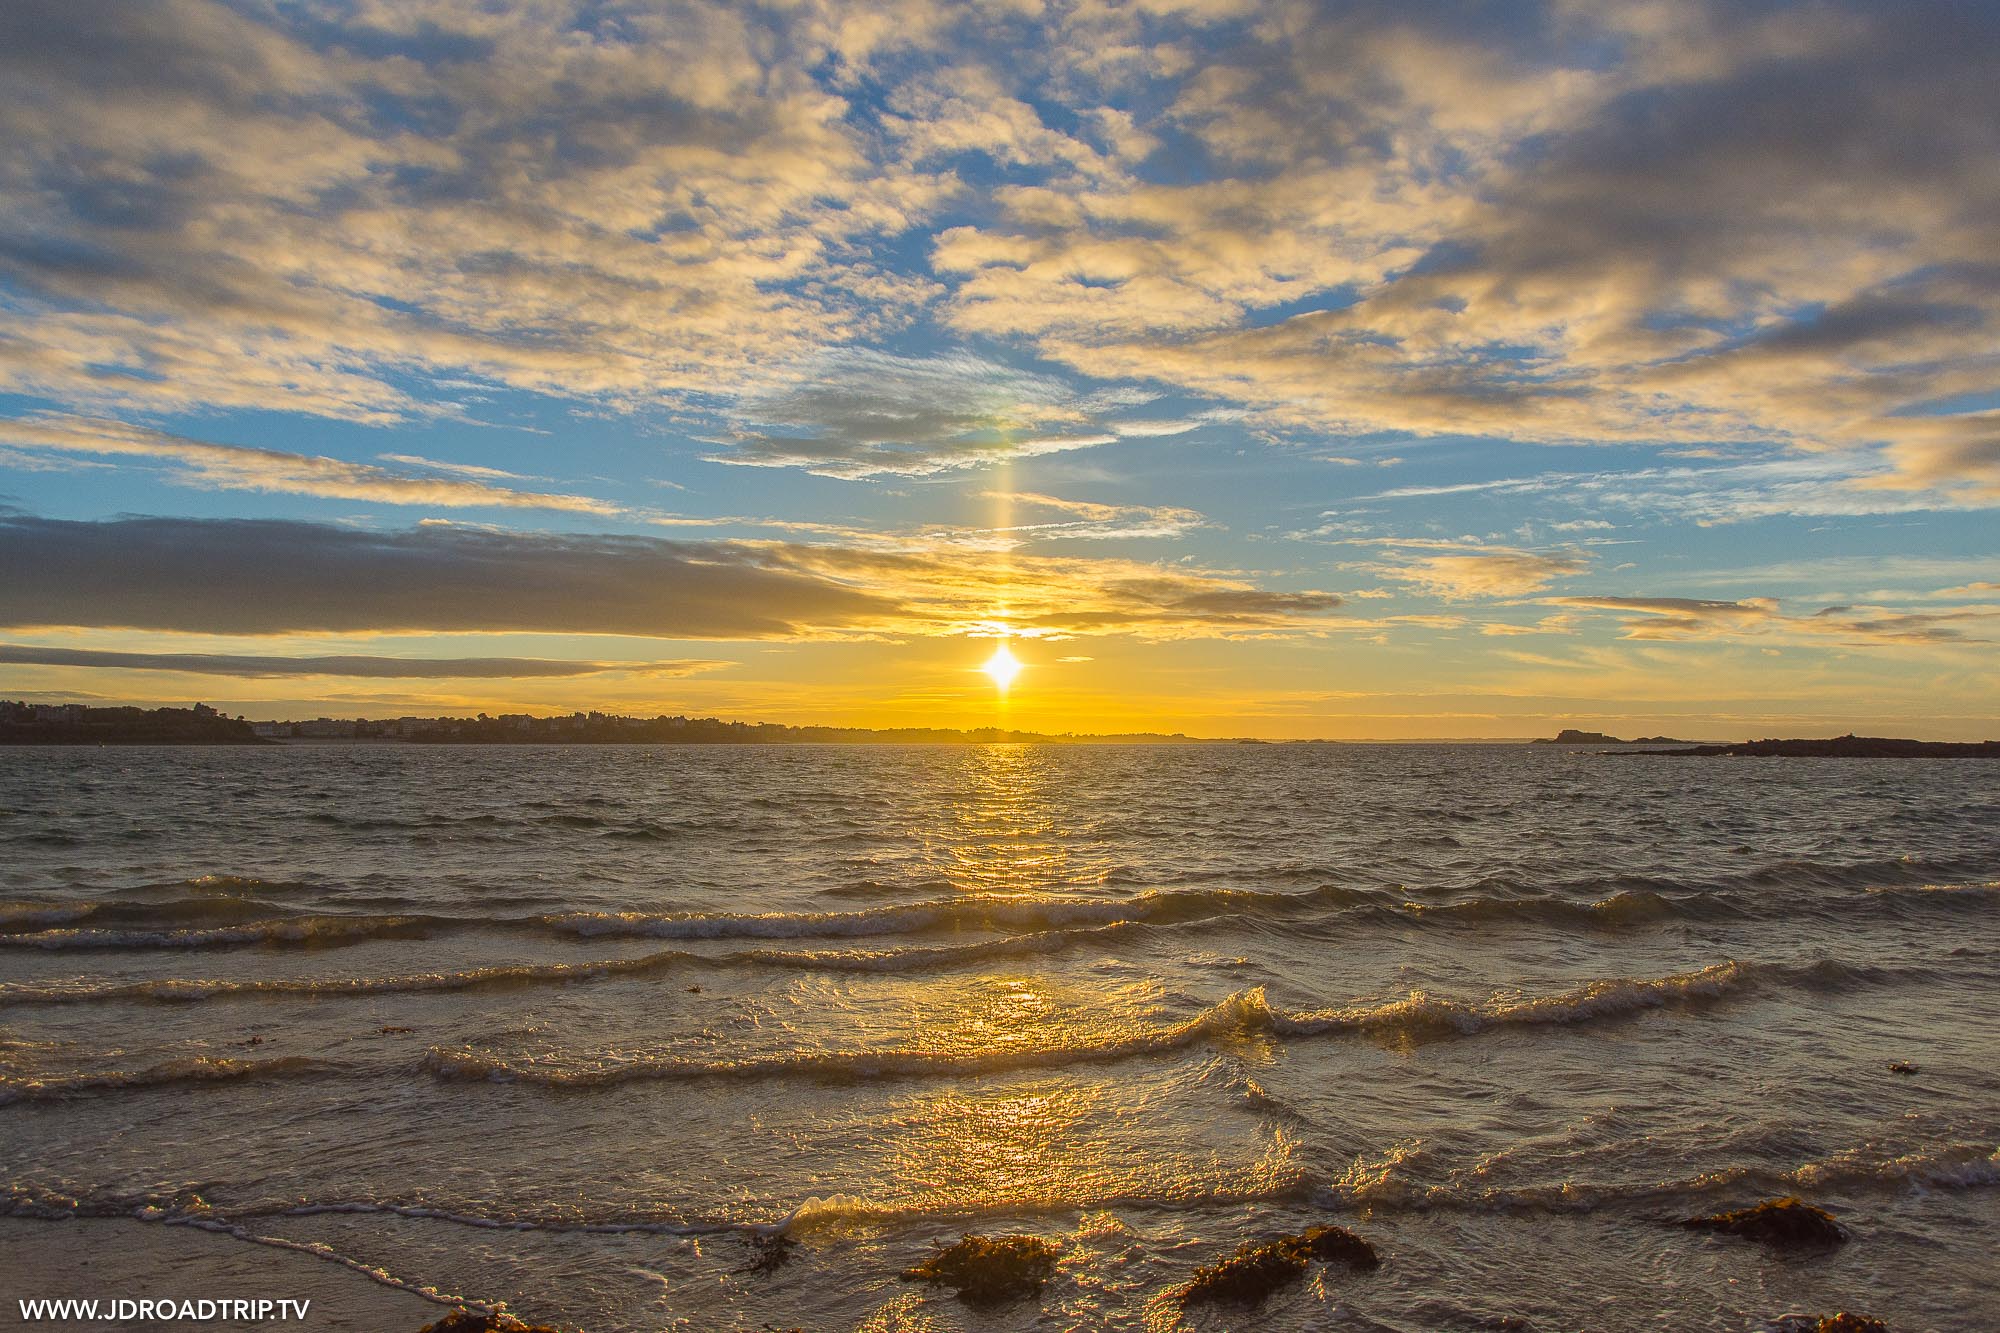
[1,0,1996,739]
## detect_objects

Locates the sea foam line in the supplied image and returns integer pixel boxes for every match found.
[1321,1139,2000,1216]
[8,1136,1987,1249]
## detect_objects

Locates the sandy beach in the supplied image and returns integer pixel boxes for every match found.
[1,1217,441,1330]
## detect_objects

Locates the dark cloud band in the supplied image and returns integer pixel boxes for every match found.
[0,513,891,638]
[0,645,717,679]
[0,512,1340,641]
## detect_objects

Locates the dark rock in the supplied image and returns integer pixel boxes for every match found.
[1180,1237,1311,1307]
[1298,1224,1380,1269]
[379,1025,413,1035]
[1178,1225,1380,1307]
[742,1232,795,1274]
[1682,1197,1847,1246]
[1886,1061,1917,1075]
[416,1311,561,1333]
[902,1233,1060,1305]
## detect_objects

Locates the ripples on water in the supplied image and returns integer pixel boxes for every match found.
[2,744,1997,1330]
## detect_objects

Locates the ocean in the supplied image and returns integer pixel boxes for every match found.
[2,744,1996,1331]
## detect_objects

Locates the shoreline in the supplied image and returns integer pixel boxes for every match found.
[0,1215,447,1331]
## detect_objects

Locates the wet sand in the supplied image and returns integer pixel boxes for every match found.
[0,1216,441,1330]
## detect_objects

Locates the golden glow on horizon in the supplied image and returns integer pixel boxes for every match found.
[981,642,1024,692]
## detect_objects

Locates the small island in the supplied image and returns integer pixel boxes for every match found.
[1533,728,1696,745]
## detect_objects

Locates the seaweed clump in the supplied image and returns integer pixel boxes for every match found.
[1770,1316,1888,1333]
[901,1232,1061,1305]
[1178,1224,1380,1308]
[742,1231,796,1274]
[1682,1197,1848,1246]
[417,1311,560,1333]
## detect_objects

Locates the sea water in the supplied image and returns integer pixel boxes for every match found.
[2,744,1996,1330]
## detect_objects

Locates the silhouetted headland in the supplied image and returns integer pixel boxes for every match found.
[0,701,262,745]
[1621,734,2000,758]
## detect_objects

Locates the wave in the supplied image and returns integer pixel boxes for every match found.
[420,960,1850,1090]
[5,860,1991,957]
[0,922,1143,1008]
[525,880,1741,943]
[0,951,701,1006]
[1398,887,1738,928]
[7,1138,1987,1251]
[0,1054,333,1105]
[1269,958,1880,1038]
[1865,879,2000,914]
[1,1186,719,1242]
[0,896,299,933]
[770,1173,1314,1238]
[1324,1139,2000,1216]
[0,914,446,950]
[278,1200,709,1237]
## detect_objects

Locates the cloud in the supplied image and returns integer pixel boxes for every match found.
[378,454,539,482]
[0,0,949,421]
[4,0,1997,510]
[1551,595,2000,646]
[924,1,2000,497]
[1,414,620,513]
[0,512,1340,642]
[704,349,1133,478]
[976,491,1209,540]
[0,645,724,679]
[0,512,891,639]
[1346,539,1590,599]
[1340,452,2000,525]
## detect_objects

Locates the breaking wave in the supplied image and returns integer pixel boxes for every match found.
[420,960,1858,1090]
[6,862,1989,959]
[0,922,1143,1007]
[0,1055,334,1106]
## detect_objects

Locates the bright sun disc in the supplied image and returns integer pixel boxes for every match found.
[980,643,1024,691]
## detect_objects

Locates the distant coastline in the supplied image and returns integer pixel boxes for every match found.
[0,701,264,745]
[0,700,1214,746]
[1612,734,2000,759]
[6,702,1995,751]
[1531,728,1699,746]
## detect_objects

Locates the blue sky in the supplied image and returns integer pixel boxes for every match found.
[0,0,1995,737]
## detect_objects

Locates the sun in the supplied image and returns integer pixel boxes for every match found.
[980,643,1024,692]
